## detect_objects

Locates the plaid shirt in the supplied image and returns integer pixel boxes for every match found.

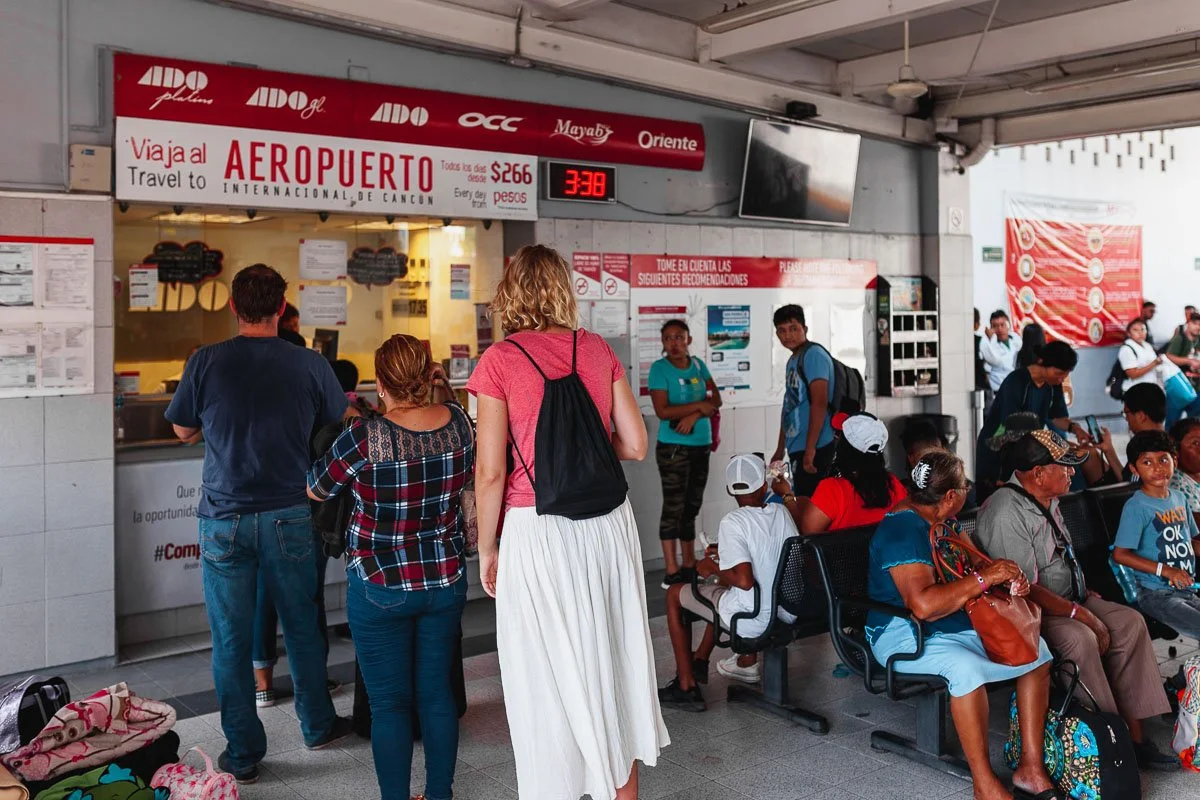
[308,405,474,590]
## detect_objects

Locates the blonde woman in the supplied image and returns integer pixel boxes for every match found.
[468,245,668,800]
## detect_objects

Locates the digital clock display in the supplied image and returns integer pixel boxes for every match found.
[546,162,616,203]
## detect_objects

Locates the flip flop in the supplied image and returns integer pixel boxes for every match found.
[1014,788,1064,800]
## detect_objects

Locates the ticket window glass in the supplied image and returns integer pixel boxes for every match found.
[113,207,503,443]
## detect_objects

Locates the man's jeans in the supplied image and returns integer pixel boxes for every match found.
[200,505,336,770]
[1138,587,1200,640]
[348,570,467,800]
[253,541,329,670]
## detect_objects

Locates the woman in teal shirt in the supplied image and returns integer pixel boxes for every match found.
[648,320,722,588]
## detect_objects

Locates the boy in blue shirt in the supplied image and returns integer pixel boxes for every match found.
[1112,429,1200,639]
[770,305,835,497]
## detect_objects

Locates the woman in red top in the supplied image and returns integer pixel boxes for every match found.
[468,245,668,800]
[775,412,905,533]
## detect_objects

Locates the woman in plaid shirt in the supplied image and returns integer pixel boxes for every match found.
[308,334,473,800]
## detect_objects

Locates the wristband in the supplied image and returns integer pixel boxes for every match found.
[973,572,988,593]
[1069,603,1079,619]
[1156,563,1164,578]
[783,494,796,505]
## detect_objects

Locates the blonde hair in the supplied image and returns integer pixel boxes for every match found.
[490,245,578,334]
[375,334,432,407]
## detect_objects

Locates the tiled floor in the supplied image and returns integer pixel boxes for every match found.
[53,611,1200,800]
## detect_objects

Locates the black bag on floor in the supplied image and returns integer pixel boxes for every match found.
[352,626,467,740]
[0,676,69,754]
[1003,660,1140,799]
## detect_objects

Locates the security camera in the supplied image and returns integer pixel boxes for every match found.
[172,205,184,216]
[442,218,453,227]
[118,202,130,213]
[953,163,966,176]
[318,211,330,223]
[246,208,257,220]
[482,219,493,231]
[385,215,396,225]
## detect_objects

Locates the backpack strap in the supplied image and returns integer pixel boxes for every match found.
[504,337,550,380]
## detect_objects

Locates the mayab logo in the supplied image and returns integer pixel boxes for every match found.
[246,87,326,120]
[458,112,523,132]
[139,65,213,111]
[552,119,614,146]
[370,103,430,126]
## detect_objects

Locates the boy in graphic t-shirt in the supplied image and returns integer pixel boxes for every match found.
[1112,429,1200,639]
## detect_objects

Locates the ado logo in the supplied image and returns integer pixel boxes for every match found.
[246,87,326,120]
[370,103,429,126]
[139,65,212,111]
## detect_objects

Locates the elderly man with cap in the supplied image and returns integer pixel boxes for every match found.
[976,430,1177,771]
[657,454,799,711]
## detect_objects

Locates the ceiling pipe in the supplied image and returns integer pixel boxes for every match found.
[957,117,995,168]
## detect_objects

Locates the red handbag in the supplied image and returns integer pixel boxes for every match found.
[929,522,1043,667]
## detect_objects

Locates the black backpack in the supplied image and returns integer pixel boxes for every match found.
[797,341,866,414]
[1106,343,1135,401]
[507,331,628,520]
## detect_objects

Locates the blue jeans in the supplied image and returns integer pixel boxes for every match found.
[253,543,329,669]
[199,505,336,770]
[347,569,467,800]
[1138,587,1200,640]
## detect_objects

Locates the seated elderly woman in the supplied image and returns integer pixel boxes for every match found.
[867,450,1059,800]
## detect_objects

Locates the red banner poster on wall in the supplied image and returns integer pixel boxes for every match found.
[1004,194,1142,348]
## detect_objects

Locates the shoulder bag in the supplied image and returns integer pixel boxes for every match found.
[929,521,1043,667]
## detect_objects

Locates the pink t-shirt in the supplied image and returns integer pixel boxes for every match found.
[467,329,625,508]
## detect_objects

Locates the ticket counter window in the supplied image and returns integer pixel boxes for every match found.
[113,206,502,446]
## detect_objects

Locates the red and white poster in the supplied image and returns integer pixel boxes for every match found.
[601,253,631,299]
[1005,194,1142,347]
[572,252,602,300]
[631,255,875,290]
[637,305,688,396]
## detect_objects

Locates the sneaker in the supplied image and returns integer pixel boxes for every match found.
[255,689,275,709]
[1133,739,1179,771]
[658,677,705,712]
[679,566,698,583]
[692,658,710,685]
[326,678,343,696]
[717,655,761,684]
[217,751,260,785]
[661,571,687,590]
[306,715,356,751]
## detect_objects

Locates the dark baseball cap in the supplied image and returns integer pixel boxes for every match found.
[1003,429,1089,472]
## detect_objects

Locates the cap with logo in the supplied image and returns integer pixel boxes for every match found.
[1003,429,1089,472]
[832,412,889,454]
[726,454,767,496]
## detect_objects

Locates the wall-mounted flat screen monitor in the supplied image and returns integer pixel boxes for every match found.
[738,120,861,226]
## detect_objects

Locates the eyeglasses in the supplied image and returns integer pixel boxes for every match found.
[953,479,974,494]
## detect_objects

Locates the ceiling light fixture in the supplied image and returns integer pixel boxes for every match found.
[700,0,834,34]
[1026,54,1200,95]
[345,220,412,232]
[150,212,269,225]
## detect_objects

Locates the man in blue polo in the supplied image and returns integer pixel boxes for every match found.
[770,304,836,497]
[166,264,353,782]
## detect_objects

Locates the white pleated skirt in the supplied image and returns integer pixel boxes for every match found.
[496,500,670,800]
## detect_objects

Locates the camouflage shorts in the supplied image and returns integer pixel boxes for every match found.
[656,443,710,541]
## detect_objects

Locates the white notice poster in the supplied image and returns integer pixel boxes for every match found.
[0,243,35,307]
[299,239,349,281]
[40,243,94,309]
[592,301,629,338]
[0,326,39,390]
[128,265,159,309]
[40,324,92,389]
[299,284,348,326]
[636,305,687,396]
[450,264,471,300]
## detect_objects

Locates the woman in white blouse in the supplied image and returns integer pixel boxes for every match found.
[1122,318,1200,425]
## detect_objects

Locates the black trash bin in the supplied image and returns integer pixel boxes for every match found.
[901,413,959,453]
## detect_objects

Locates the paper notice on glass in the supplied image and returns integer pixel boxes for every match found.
[450,264,471,299]
[637,305,687,396]
[299,284,348,326]
[591,301,629,338]
[0,326,39,390]
[299,239,348,281]
[707,305,752,391]
[40,324,92,389]
[40,242,94,309]
[0,243,35,307]
[128,264,159,309]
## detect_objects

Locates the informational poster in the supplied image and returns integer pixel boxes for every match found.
[299,284,348,326]
[475,303,494,353]
[40,325,92,389]
[1005,193,1142,347]
[0,326,39,389]
[0,243,35,307]
[40,243,94,309]
[707,305,752,390]
[592,301,629,338]
[637,305,687,396]
[450,264,471,300]
[601,253,631,299]
[572,252,603,300]
[299,239,348,281]
[115,371,141,396]
[128,264,160,309]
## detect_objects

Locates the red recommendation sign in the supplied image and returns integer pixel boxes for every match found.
[631,255,876,290]
[1005,218,1142,347]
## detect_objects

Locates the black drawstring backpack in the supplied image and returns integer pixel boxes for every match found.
[507,331,628,520]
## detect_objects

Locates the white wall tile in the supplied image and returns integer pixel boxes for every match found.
[117,609,178,646]
[732,228,763,257]
[554,219,593,255]
[0,465,44,537]
[44,459,113,532]
[592,220,631,253]
[629,223,665,254]
[0,197,42,237]
[665,224,700,254]
[95,327,114,385]
[0,397,44,467]
[0,601,47,675]
[47,590,115,665]
[533,219,555,245]
[729,406,767,454]
[793,231,823,258]
[849,234,877,262]
[700,226,733,256]
[821,232,852,259]
[45,526,114,599]
[44,393,114,463]
[174,603,212,637]
[42,197,113,262]
[93,260,114,329]
[0,533,46,607]
[762,229,793,258]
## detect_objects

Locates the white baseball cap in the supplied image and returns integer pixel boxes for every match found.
[726,454,767,495]
[837,413,889,454]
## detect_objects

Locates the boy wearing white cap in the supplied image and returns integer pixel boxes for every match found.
[658,454,799,711]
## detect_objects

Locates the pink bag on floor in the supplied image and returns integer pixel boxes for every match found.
[151,747,239,800]
[1173,654,1200,771]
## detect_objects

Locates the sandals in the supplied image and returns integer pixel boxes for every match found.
[1013,788,1064,800]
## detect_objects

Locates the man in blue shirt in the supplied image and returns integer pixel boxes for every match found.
[770,305,836,497]
[166,264,353,782]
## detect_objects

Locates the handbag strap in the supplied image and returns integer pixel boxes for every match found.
[928,520,993,584]
[183,746,218,778]
[1053,659,1102,716]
